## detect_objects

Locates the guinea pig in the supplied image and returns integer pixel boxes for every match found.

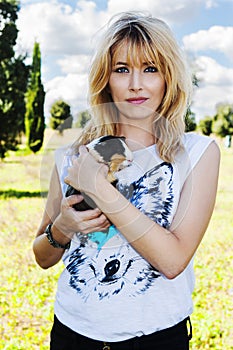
[65,135,133,211]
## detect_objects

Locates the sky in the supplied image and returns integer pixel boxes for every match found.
[17,0,233,121]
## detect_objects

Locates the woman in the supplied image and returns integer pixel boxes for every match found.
[33,12,220,350]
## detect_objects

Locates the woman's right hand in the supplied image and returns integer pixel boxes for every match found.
[33,194,110,269]
[53,194,111,238]
[33,165,110,269]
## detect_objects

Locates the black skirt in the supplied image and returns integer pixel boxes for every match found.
[50,314,192,350]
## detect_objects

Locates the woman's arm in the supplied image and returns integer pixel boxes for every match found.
[33,165,110,269]
[65,142,220,279]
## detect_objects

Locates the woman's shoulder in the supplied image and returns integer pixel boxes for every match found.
[182,132,218,156]
[54,144,76,162]
[54,144,74,179]
[183,132,214,149]
[180,132,218,172]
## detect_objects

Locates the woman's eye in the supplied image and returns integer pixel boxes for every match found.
[114,67,129,73]
[145,66,158,73]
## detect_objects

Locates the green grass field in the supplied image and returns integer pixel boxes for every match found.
[0,131,232,349]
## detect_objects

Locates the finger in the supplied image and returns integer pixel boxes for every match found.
[61,194,83,208]
[78,212,110,232]
[81,222,111,234]
[64,175,73,185]
[71,154,79,164]
[66,194,84,205]
[79,208,109,222]
[87,214,110,228]
[99,213,111,225]
[77,209,102,221]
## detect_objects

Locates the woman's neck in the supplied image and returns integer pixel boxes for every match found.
[117,123,156,151]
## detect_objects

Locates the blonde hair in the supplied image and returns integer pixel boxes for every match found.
[76,11,192,162]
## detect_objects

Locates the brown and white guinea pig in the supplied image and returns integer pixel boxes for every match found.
[65,135,133,211]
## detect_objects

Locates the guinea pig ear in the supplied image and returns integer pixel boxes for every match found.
[107,171,116,183]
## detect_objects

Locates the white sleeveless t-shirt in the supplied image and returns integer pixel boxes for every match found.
[53,132,214,342]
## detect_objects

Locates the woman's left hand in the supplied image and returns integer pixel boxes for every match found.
[64,145,108,196]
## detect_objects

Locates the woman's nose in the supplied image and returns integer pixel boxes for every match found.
[128,71,143,91]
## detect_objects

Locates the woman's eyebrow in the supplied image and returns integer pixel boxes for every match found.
[114,60,155,66]
[114,61,128,66]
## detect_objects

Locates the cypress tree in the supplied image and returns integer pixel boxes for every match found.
[25,42,45,153]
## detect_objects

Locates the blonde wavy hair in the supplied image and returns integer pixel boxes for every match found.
[75,11,192,162]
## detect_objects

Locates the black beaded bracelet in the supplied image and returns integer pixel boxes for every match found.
[44,224,71,249]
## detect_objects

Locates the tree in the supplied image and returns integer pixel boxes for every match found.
[0,0,29,158]
[49,100,73,134]
[185,107,197,132]
[0,0,18,59]
[212,104,233,147]
[198,116,213,136]
[25,42,45,153]
[184,74,198,132]
[75,110,91,128]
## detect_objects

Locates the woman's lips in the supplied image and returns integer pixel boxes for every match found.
[126,97,148,105]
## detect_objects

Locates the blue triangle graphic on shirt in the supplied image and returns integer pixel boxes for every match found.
[88,225,118,250]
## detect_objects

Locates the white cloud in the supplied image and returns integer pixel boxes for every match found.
[183,26,233,61]
[192,56,233,119]
[107,0,218,23]
[193,85,233,120]
[57,55,92,74]
[17,0,218,57]
[45,73,88,116]
[196,56,233,85]
[183,23,233,118]
[205,0,218,8]
[16,1,107,56]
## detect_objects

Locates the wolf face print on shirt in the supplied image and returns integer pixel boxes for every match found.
[66,233,161,301]
[66,162,174,301]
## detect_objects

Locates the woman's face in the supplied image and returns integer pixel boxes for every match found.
[108,41,166,125]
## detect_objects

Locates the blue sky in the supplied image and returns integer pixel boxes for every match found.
[18,0,233,120]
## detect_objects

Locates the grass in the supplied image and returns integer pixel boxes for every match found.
[0,132,233,349]
[0,151,58,349]
[189,145,233,349]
